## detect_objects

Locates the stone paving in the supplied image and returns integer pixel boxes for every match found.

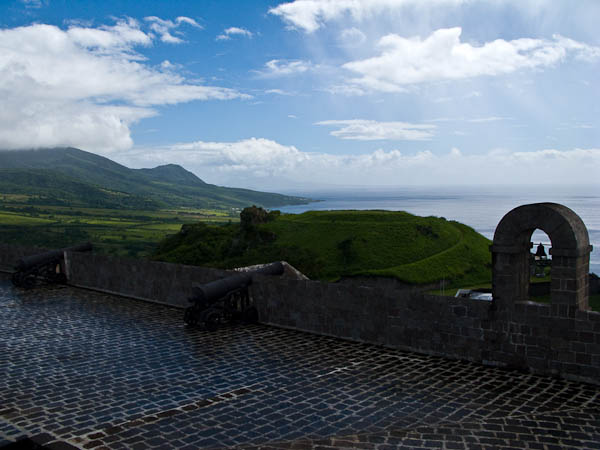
[0,273,599,450]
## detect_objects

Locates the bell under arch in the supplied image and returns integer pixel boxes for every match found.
[490,203,592,311]
[530,231,551,280]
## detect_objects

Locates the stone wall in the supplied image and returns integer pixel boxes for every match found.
[66,251,230,308]
[253,275,600,384]
[1,243,599,384]
[529,281,551,297]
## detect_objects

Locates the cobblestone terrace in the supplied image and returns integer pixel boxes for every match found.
[1,273,599,450]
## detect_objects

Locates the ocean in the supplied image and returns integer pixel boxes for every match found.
[279,185,600,275]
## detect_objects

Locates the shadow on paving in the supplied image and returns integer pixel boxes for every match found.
[1,273,599,449]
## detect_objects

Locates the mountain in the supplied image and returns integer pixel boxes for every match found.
[0,168,160,209]
[0,147,311,210]
[137,164,207,186]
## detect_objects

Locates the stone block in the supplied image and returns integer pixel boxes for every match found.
[570,342,586,353]
[577,331,595,343]
[585,343,600,355]
[575,353,592,365]
[526,346,547,359]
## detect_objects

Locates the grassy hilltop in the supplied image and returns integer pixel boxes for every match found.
[154,208,493,287]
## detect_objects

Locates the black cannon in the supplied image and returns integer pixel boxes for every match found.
[12,242,93,288]
[184,261,284,330]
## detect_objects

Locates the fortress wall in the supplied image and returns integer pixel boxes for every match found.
[66,251,230,308]
[528,281,551,297]
[491,302,600,380]
[252,275,600,384]
[251,276,391,345]
[1,243,598,384]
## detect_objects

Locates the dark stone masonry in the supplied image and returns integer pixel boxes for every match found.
[1,202,599,448]
[1,276,599,449]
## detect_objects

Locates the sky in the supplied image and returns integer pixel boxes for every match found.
[1,0,599,191]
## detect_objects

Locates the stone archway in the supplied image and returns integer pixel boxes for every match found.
[490,203,592,311]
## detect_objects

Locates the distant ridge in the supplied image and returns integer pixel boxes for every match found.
[137,164,207,186]
[0,147,311,209]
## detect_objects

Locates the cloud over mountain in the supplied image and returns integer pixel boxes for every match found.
[119,138,600,189]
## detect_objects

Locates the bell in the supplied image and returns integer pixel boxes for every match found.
[535,242,547,258]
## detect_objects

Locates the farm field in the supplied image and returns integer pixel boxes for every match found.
[0,203,238,258]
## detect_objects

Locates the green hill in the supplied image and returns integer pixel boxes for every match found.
[153,209,492,287]
[0,147,311,210]
[0,169,161,209]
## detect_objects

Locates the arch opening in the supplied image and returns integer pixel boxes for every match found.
[491,203,592,312]
[528,230,552,302]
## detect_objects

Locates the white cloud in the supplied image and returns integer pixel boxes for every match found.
[338,27,366,46]
[20,0,45,8]
[265,89,294,96]
[433,91,481,103]
[144,16,202,43]
[316,119,436,141]
[426,116,509,123]
[0,20,247,152]
[342,27,600,92]
[121,138,600,188]
[0,102,154,152]
[216,27,253,41]
[122,138,310,180]
[467,116,510,123]
[323,84,368,96]
[269,0,467,33]
[258,59,313,77]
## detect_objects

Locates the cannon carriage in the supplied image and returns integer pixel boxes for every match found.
[184,261,284,330]
[11,242,92,288]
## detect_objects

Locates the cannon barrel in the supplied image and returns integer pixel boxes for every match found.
[191,272,252,304]
[15,242,92,271]
[185,261,285,328]
[190,261,285,305]
[251,261,285,276]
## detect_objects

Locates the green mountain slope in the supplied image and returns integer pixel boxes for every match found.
[0,169,161,209]
[154,209,492,286]
[0,147,310,209]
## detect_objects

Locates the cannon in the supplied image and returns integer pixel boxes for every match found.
[11,242,92,288]
[184,261,284,330]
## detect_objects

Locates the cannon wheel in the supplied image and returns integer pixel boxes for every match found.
[11,272,22,287]
[204,311,220,332]
[184,307,200,326]
[12,272,35,289]
[243,306,259,324]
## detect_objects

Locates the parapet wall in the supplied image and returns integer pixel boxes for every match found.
[1,244,599,385]
[66,252,231,308]
[253,276,600,383]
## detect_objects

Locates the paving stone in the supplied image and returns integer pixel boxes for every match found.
[1,274,599,449]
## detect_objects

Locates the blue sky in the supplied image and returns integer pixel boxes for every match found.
[1,0,599,190]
